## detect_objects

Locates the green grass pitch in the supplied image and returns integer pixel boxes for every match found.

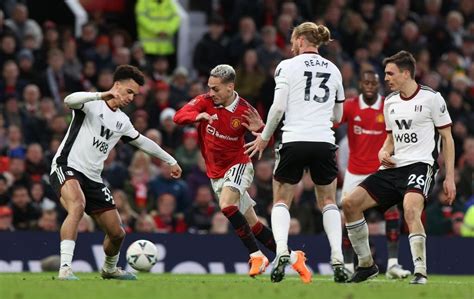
[0,273,472,299]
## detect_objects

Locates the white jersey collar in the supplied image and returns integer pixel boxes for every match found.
[358,94,382,110]
[224,91,240,113]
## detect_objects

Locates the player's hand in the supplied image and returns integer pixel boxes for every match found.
[378,150,396,168]
[242,108,264,132]
[442,176,456,205]
[196,112,217,124]
[169,163,182,179]
[244,132,269,160]
[102,89,129,106]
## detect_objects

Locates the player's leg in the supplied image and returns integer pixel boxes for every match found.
[244,203,312,283]
[315,178,351,282]
[403,192,428,284]
[270,179,297,282]
[384,205,411,279]
[92,209,136,280]
[342,186,379,282]
[340,170,366,274]
[51,167,86,280]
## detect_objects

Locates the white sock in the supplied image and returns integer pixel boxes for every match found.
[249,250,264,258]
[60,240,75,269]
[271,203,290,255]
[345,263,354,273]
[387,258,399,269]
[323,204,344,265]
[409,233,427,276]
[290,250,298,265]
[346,218,373,267]
[103,253,120,273]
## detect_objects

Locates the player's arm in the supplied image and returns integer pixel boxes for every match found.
[438,126,456,204]
[378,133,395,168]
[64,90,123,110]
[129,135,182,178]
[64,92,102,109]
[331,69,345,124]
[173,97,213,125]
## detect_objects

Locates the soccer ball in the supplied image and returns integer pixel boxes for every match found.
[126,239,158,272]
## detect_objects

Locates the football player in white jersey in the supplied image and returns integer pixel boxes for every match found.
[50,65,182,280]
[245,22,348,283]
[342,51,456,284]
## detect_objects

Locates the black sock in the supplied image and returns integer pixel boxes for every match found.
[251,221,276,253]
[342,226,354,264]
[222,206,259,254]
[385,209,400,259]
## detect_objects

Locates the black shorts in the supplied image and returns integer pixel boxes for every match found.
[359,162,436,212]
[274,141,338,185]
[50,165,116,215]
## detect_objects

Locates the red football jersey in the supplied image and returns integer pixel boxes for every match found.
[174,93,254,179]
[341,95,386,174]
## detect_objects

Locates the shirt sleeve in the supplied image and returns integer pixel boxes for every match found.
[335,70,345,103]
[173,96,208,125]
[432,92,452,128]
[383,102,392,133]
[274,61,289,89]
[120,119,140,143]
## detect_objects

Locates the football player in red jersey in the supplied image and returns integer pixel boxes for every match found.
[340,70,410,279]
[174,64,311,283]
[341,70,411,279]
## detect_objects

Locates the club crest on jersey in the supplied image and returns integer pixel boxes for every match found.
[376,114,384,123]
[230,117,241,129]
[414,105,423,112]
[116,121,123,130]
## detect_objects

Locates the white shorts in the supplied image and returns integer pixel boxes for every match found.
[210,162,256,214]
[341,170,370,202]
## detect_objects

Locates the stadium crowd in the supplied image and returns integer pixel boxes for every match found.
[0,0,473,237]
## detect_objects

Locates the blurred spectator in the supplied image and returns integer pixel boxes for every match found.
[0,33,17,69]
[193,15,230,78]
[135,0,181,67]
[77,214,95,233]
[158,107,183,154]
[134,213,157,233]
[256,25,283,71]
[426,188,464,235]
[148,162,190,213]
[188,81,205,100]
[112,47,131,68]
[0,60,26,102]
[175,127,199,177]
[253,159,274,217]
[62,39,82,81]
[30,181,56,211]
[291,172,324,234]
[132,110,149,134]
[209,212,229,234]
[40,49,81,107]
[77,22,98,62]
[25,143,48,182]
[461,205,474,237]
[102,148,129,190]
[3,96,25,128]
[228,16,262,66]
[0,174,9,205]
[152,193,187,233]
[112,189,138,233]
[37,209,58,231]
[186,153,209,201]
[125,150,158,211]
[457,137,474,201]
[11,184,41,230]
[446,11,466,48]
[4,3,42,49]
[96,68,114,91]
[185,185,217,233]
[1,125,26,158]
[288,218,302,235]
[4,157,29,187]
[150,56,170,82]
[169,66,190,106]
[0,206,14,231]
[94,35,114,70]
[275,14,292,50]
[235,49,265,104]
[17,49,39,84]
[130,42,147,71]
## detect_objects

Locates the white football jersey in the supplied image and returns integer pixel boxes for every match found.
[51,100,139,183]
[384,85,452,168]
[275,52,345,144]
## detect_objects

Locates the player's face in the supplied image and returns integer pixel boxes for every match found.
[384,63,409,92]
[115,79,140,107]
[208,76,234,106]
[360,73,379,99]
[290,35,302,55]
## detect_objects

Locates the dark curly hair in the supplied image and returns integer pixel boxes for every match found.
[113,65,145,86]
